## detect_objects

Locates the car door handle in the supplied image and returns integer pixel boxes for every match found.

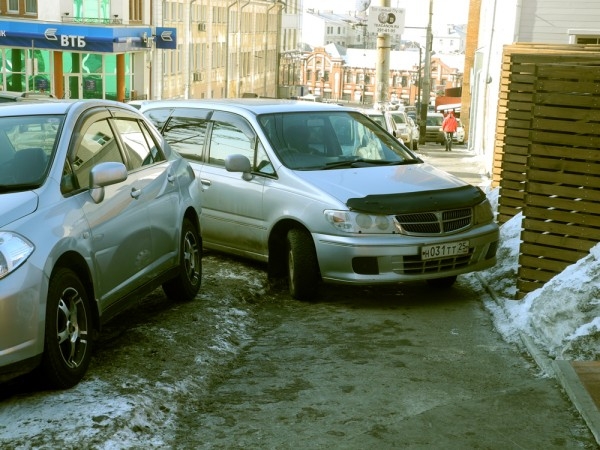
[167,173,175,183]
[131,187,142,199]
[200,179,211,188]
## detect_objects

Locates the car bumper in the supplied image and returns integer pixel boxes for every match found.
[0,263,45,380]
[313,223,499,284]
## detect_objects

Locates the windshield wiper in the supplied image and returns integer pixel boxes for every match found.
[323,158,409,170]
[0,183,39,192]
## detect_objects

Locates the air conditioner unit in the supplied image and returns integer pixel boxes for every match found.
[193,72,203,82]
[197,23,206,32]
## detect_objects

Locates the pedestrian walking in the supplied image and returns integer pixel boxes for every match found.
[442,110,458,151]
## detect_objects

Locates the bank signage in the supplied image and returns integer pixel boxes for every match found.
[156,28,177,50]
[0,21,175,52]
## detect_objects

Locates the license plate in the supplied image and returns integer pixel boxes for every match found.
[421,240,469,260]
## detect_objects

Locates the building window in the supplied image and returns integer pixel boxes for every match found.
[576,36,600,44]
[7,0,18,13]
[129,0,142,22]
[25,0,37,14]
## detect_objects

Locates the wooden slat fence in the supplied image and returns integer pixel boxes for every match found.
[494,43,600,298]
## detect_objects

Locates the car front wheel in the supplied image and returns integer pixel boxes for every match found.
[287,228,320,301]
[41,268,93,389]
[163,218,202,302]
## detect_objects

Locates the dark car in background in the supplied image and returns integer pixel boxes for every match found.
[425,112,445,144]
[0,100,203,389]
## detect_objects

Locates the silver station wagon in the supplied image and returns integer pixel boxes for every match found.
[141,99,498,300]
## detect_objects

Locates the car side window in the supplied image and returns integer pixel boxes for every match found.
[208,111,255,167]
[256,141,274,175]
[112,118,164,169]
[159,108,210,161]
[70,118,124,189]
[143,107,173,131]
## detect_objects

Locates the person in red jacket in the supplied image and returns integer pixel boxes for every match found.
[441,110,458,151]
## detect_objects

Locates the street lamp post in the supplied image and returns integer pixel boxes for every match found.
[417,45,422,111]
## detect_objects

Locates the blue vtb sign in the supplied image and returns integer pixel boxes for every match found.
[155,28,176,50]
[0,21,175,52]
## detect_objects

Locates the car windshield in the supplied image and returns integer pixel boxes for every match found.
[367,114,386,129]
[427,115,443,126]
[0,115,62,189]
[390,113,406,124]
[258,111,419,170]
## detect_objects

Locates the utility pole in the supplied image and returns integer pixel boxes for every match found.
[419,0,433,144]
[374,0,391,106]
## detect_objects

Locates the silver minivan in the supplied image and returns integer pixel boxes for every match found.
[141,99,498,300]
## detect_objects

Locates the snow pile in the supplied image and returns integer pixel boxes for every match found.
[474,187,600,361]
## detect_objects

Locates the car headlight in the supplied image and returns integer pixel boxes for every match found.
[324,210,397,234]
[0,232,34,279]
[472,199,495,226]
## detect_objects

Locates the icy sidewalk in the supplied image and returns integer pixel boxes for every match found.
[421,143,600,445]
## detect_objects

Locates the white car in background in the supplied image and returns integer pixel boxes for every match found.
[453,118,466,144]
[387,110,415,149]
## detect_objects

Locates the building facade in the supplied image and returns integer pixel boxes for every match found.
[0,0,286,101]
[280,44,464,108]
[467,0,600,173]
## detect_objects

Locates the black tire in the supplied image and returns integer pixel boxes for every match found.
[41,268,93,389]
[287,228,320,301]
[163,218,202,302]
[426,275,457,288]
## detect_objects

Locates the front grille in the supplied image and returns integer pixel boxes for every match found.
[395,208,472,235]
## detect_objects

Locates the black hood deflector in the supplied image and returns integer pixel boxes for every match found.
[346,185,486,214]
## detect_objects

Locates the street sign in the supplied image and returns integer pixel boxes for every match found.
[366,6,405,36]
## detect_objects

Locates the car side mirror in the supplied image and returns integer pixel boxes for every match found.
[225,154,253,181]
[89,161,128,203]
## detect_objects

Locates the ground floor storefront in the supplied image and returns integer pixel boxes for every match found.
[0,19,175,101]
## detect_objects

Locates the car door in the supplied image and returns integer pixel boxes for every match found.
[199,111,269,258]
[71,109,154,309]
[111,113,181,274]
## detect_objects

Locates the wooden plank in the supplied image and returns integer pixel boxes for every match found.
[527,169,600,188]
[534,92,600,108]
[521,233,595,254]
[532,117,600,135]
[518,266,559,283]
[533,105,600,121]
[530,144,600,160]
[506,128,531,138]
[531,130,600,147]
[535,79,600,94]
[499,179,527,191]
[535,63,600,80]
[519,254,573,272]
[523,217,600,240]
[524,206,600,227]
[525,193,600,214]
[526,181,600,201]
